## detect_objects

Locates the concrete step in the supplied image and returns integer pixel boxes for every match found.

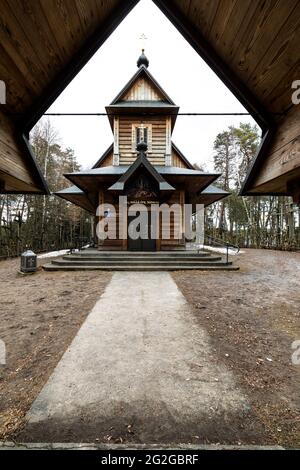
[73,250,211,257]
[62,255,221,263]
[43,263,239,272]
[53,258,228,267]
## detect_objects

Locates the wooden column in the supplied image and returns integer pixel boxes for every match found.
[180,190,185,242]
[113,117,119,165]
[195,205,204,246]
[97,190,104,249]
[165,117,171,166]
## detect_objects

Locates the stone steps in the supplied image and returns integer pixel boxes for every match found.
[43,263,239,271]
[61,255,221,263]
[52,259,226,267]
[43,249,239,271]
[67,250,210,257]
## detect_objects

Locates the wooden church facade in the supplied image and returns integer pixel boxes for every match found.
[56,51,228,251]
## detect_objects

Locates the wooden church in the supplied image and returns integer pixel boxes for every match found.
[56,51,228,251]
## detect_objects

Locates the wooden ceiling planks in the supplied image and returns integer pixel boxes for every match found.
[241,0,300,115]
[164,0,300,197]
[188,0,219,39]
[0,0,135,193]
[1,0,300,196]
[0,0,121,115]
[176,0,300,118]
[6,0,299,118]
[211,0,249,54]
[208,0,238,47]
[6,0,63,81]
[0,42,34,114]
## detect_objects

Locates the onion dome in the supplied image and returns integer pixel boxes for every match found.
[137,49,149,68]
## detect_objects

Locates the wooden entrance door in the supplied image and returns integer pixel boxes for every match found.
[127,211,156,251]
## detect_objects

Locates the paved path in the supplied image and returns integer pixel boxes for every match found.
[24,272,247,443]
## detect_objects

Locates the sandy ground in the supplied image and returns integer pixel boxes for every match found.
[0,249,299,446]
[22,272,247,444]
[173,249,300,447]
[0,257,111,439]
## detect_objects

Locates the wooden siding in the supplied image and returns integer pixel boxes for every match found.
[98,191,123,249]
[160,190,185,247]
[0,110,39,192]
[250,105,300,193]
[172,147,190,168]
[95,142,190,169]
[122,77,163,101]
[119,116,166,166]
[98,150,113,168]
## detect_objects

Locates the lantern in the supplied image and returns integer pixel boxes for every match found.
[20,249,37,273]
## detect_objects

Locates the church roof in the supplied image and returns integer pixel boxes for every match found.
[55,180,229,212]
[108,152,175,192]
[109,64,176,106]
[106,63,179,130]
[108,101,176,108]
[195,184,229,206]
[54,185,95,213]
[62,164,220,196]
[64,165,217,177]
[92,144,114,169]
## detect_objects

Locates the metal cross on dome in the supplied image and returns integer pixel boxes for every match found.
[139,33,148,49]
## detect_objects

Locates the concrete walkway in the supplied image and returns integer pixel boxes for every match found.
[24,272,247,443]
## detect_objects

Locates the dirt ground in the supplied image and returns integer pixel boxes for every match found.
[0,256,111,440]
[173,249,300,447]
[0,249,300,446]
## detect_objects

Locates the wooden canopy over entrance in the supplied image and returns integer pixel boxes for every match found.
[0,0,300,199]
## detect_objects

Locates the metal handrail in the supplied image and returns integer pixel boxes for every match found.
[204,235,240,264]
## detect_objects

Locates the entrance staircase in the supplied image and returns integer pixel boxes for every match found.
[43,248,239,271]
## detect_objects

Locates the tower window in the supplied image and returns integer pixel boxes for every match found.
[132,124,152,152]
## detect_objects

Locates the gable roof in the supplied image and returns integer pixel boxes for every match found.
[106,65,179,131]
[108,152,175,192]
[171,142,194,169]
[92,144,113,169]
[109,65,176,106]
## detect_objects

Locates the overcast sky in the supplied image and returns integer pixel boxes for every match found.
[40,0,259,172]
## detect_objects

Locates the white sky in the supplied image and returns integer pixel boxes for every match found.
[41,0,259,172]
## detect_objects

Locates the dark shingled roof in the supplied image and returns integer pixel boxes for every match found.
[64,166,219,178]
[202,184,228,195]
[55,185,83,194]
